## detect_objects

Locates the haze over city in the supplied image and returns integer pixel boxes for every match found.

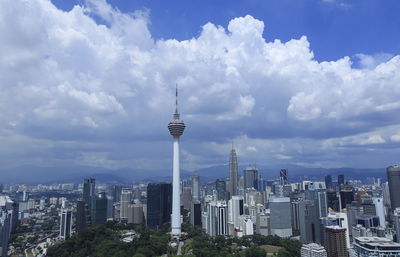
[1,0,400,181]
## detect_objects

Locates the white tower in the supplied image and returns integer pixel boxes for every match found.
[168,85,185,237]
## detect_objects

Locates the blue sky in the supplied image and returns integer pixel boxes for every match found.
[52,0,400,61]
[1,0,400,180]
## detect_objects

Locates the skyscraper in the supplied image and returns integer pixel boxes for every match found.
[325,175,332,189]
[228,146,238,199]
[60,210,72,240]
[168,86,185,237]
[340,187,354,210]
[216,179,227,201]
[76,200,87,231]
[192,174,200,203]
[244,167,259,190]
[90,192,108,225]
[394,208,400,243]
[120,189,132,220]
[325,226,348,257]
[83,178,95,208]
[146,183,172,230]
[387,165,400,210]
[338,174,345,186]
[269,197,292,238]
[280,169,288,185]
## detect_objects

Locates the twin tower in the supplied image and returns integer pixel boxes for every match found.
[167,86,185,238]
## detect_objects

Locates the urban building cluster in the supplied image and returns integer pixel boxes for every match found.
[1,161,400,257]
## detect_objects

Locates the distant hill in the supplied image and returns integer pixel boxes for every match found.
[0,164,387,185]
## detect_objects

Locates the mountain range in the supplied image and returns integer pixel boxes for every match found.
[0,164,387,185]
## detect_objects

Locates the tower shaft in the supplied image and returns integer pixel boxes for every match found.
[171,137,181,236]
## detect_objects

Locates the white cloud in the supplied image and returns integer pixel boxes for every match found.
[0,0,399,171]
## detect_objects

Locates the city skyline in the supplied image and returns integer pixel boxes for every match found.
[1,0,400,180]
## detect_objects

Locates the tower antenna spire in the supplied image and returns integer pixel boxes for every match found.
[174,84,180,119]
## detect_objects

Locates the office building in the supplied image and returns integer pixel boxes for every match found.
[353,237,400,256]
[190,202,202,226]
[60,210,72,240]
[244,167,259,190]
[327,189,339,212]
[338,174,345,186]
[215,179,227,201]
[372,197,385,228]
[120,189,132,220]
[168,86,185,237]
[108,185,122,203]
[387,165,400,210]
[325,226,348,257]
[76,200,87,231]
[340,187,354,210]
[395,208,400,243]
[237,215,254,236]
[321,212,350,246]
[291,200,301,231]
[202,201,228,236]
[299,200,319,243]
[228,195,244,228]
[256,211,269,236]
[90,192,107,225]
[325,175,333,189]
[356,215,380,229]
[301,243,327,257]
[192,174,200,203]
[146,183,172,230]
[280,169,288,185]
[127,204,144,225]
[228,146,239,198]
[83,178,96,208]
[181,187,192,210]
[269,197,292,237]
[0,211,11,257]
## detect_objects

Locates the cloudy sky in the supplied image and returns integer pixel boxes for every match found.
[1,0,400,175]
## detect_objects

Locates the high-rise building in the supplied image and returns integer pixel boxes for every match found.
[372,197,385,228]
[216,179,227,201]
[181,187,192,210]
[76,200,87,231]
[228,146,239,199]
[325,175,333,189]
[340,187,354,210]
[327,189,339,212]
[301,243,327,257]
[228,195,244,228]
[190,202,202,227]
[202,201,228,236]
[108,185,122,203]
[127,204,145,225]
[269,197,292,237]
[146,183,172,230]
[60,210,72,240]
[280,169,288,185]
[168,86,185,237]
[299,200,320,243]
[90,192,108,225]
[0,211,11,257]
[394,208,400,243]
[244,167,259,190]
[83,178,96,208]
[325,226,348,257]
[387,165,400,210]
[120,189,132,220]
[192,174,200,203]
[338,174,345,186]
